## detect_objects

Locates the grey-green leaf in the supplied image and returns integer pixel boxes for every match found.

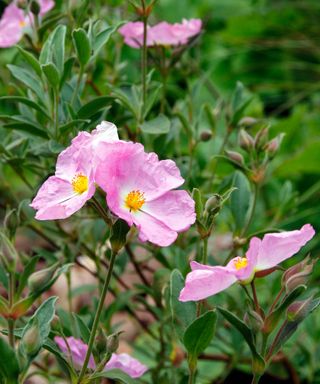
[0,338,20,380]
[72,28,91,67]
[42,63,60,88]
[141,114,170,135]
[230,171,251,231]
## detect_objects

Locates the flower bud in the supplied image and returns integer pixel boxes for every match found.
[282,257,315,294]
[192,188,203,219]
[264,133,284,158]
[287,297,313,322]
[254,127,269,150]
[204,194,221,217]
[21,320,41,356]
[17,0,28,10]
[95,328,108,355]
[238,117,258,127]
[28,264,58,293]
[110,219,130,253]
[239,129,254,151]
[244,310,264,332]
[30,0,41,15]
[106,332,121,354]
[200,130,212,142]
[225,150,244,166]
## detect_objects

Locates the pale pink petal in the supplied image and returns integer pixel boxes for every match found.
[0,3,26,48]
[255,224,315,271]
[105,353,148,378]
[91,121,119,148]
[179,266,238,301]
[142,190,196,232]
[119,22,145,48]
[30,176,94,220]
[149,22,177,46]
[39,0,55,15]
[133,210,178,247]
[55,336,95,370]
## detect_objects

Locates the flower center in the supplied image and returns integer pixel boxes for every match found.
[19,20,27,27]
[71,174,88,194]
[125,190,145,212]
[233,257,248,270]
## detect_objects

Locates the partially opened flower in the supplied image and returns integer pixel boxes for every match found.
[0,0,54,48]
[95,141,196,247]
[179,224,315,302]
[30,121,118,220]
[54,337,148,378]
[119,18,202,48]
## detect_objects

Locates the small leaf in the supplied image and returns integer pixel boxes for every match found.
[141,114,170,135]
[0,338,20,380]
[42,63,60,88]
[16,46,42,77]
[72,28,91,67]
[2,122,49,139]
[183,310,217,361]
[59,119,90,135]
[90,369,136,384]
[0,96,50,119]
[230,171,251,231]
[77,96,111,118]
[16,256,40,298]
[169,269,196,341]
[92,23,123,55]
[72,313,90,344]
[51,25,67,74]
[7,65,44,100]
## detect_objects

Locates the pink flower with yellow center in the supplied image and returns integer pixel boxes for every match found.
[95,141,196,247]
[30,121,118,220]
[54,336,148,378]
[119,18,202,48]
[179,224,315,302]
[0,0,54,48]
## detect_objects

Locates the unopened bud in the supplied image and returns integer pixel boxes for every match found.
[192,188,203,219]
[17,0,28,9]
[254,127,269,150]
[51,315,60,331]
[225,150,244,166]
[244,310,264,332]
[21,320,41,356]
[110,219,130,253]
[200,130,212,142]
[28,264,58,293]
[239,129,254,151]
[238,117,258,127]
[282,257,315,294]
[106,332,121,354]
[96,328,108,355]
[30,0,41,15]
[233,236,247,248]
[170,344,185,367]
[204,194,221,216]
[287,297,314,322]
[264,133,284,158]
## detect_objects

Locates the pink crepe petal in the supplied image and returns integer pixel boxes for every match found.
[179,264,238,301]
[255,224,315,271]
[39,0,55,15]
[54,336,95,370]
[142,190,196,232]
[105,353,148,378]
[133,209,178,247]
[118,22,145,48]
[95,141,184,201]
[30,176,94,220]
[0,3,26,48]
[91,120,119,147]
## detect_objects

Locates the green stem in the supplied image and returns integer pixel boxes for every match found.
[72,67,84,106]
[241,183,259,237]
[141,1,148,108]
[251,374,261,384]
[53,88,59,139]
[202,237,208,265]
[77,250,118,383]
[8,273,15,348]
[188,368,195,384]
[251,280,262,317]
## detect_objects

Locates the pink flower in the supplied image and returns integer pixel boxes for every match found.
[0,0,54,48]
[30,121,118,220]
[119,18,202,48]
[179,224,315,301]
[54,336,148,378]
[95,141,196,247]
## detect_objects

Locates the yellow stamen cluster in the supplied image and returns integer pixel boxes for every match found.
[71,174,89,194]
[125,190,145,212]
[233,257,248,270]
[19,20,27,27]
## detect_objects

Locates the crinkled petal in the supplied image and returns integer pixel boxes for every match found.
[30,176,94,220]
[179,264,238,301]
[119,22,145,48]
[142,190,196,232]
[91,120,119,147]
[54,336,95,370]
[95,141,184,201]
[255,224,315,271]
[39,0,55,15]
[0,3,26,48]
[105,353,148,378]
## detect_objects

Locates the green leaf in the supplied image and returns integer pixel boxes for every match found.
[263,285,306,333]
[0,96,50,119]
[16,46,42,77]
[183,310,217,362]
[141,114,170,135]
[169,269,196,341]
[72,313,90,344]
[72,28,91,67]
[2,122,49,139]
[217,307,265,374]
[7,65,44,100]
[16,256,40,298]
[77,96,111,118]
[51,25,67,74]
[90,369,136,384]
[92,23,122,55]
[230,171,251,231]
[142,85,161,119]
[59,119,90,135]
[41,63,60,88]
[0,338,20,381]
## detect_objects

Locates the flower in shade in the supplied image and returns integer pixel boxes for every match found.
[119,18,202,48]
[30,121,118,220]
[54,336,148,378]
[179,224,315,302]
[0,0,54,48]
[95,141,196,247]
